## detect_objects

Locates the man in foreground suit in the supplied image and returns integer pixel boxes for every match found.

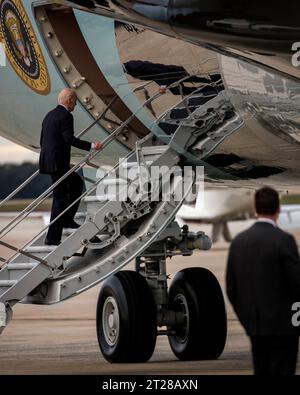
[226,186,300,375]
[39,88,102,245]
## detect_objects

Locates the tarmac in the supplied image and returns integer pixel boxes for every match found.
[0,216,300,375]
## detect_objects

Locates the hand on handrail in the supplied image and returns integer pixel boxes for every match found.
[92,141,103,150]
[158,85,167,94]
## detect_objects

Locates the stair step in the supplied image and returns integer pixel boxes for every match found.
[63,228,78,236]
[25,245,57,253]
[7,263,38,271]
[85,195,115,203]
[0,280,17,287]
[140,146,168,156]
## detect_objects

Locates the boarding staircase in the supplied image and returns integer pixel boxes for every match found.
[0,73,232,332]
[156,76,243,160]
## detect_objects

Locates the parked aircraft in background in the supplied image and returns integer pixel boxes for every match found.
[177,189,300,243]
[176,188,254,242]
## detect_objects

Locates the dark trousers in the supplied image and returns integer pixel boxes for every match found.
[45,171,83,243]
[250,335,299,376]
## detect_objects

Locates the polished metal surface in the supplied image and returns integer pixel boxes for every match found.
[60,0,300,79]
[212,55,300,191]
[113,18,300,190]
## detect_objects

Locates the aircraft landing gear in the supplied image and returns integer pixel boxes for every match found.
[168,268,227,360]
[96,223,227,363]
[96,271,157,363]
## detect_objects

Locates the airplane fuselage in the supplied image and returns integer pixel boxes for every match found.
[0,0,299,193]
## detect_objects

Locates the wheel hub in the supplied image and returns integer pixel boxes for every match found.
[173,293,189,343]
[102,297,120,346]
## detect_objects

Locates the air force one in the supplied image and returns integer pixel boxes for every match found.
[0,0,299,363]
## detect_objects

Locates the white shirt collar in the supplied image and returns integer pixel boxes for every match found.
[256,218,277,227]
[59,104,69,112]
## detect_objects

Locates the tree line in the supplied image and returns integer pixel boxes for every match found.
[0,162,51,199]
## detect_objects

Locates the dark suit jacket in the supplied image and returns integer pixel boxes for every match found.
[226,222,300,336]
[39,105,91,174]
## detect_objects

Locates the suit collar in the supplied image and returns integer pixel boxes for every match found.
[256,218,277,228]
[253,221,277,229]
[57,104,70,113]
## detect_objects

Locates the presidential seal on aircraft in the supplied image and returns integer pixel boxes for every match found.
[0,0,50,94]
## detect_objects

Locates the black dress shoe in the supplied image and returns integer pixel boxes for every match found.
[45,239,61,246]
[63,220,80,229]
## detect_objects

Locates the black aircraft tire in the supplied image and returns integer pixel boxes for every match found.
[96,270,157,363]
[168,267,227,360]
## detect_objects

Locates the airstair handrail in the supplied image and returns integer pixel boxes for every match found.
[0,73,212,243]
[0,98,115,210]
[0,81,152,210]
[1,148,135,265]
[0,120,124,240]
[0,73,209,260]
[0,238,47,265]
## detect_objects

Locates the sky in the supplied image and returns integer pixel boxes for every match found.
[0,137,38,164]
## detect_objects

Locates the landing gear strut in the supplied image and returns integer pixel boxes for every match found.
[96,223,227,363]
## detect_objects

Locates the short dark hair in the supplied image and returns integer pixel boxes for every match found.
[255,186,280,215]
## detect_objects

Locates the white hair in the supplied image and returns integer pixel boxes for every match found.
[58,88,76,105]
